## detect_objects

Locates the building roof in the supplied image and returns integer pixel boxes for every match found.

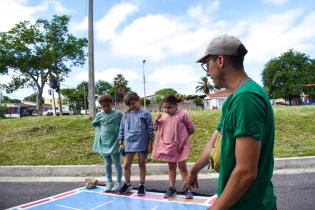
[204,89,232,100]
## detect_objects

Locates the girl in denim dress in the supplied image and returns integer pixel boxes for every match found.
[118,91,154,196]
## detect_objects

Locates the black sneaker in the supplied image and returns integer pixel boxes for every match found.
[164,187,176,198]
[118,182,132,195]
[137,183,145,196]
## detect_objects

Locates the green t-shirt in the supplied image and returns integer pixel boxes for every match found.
[217,80,276,210]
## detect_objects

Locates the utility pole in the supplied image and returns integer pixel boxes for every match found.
[142,59,146,111]
[56,79,63,116]
[51,88,56,116]
[83,84,87,115]
[88,0,95,117]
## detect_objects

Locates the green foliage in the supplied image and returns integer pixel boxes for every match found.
[262,50,315,103]
[95,80,112,95]
[153,95,162,104]
[61,81,87,114]
[141,98,151,106]
[195,76,215,94]
[24,92,44,103]
[0,106,314,165]
[113,74,130,103]
[0,15,87,114]
[0,106,9,118]
[186,94,201,100]
[193,97,204,106]
[1,95,21,103]
[154,88,177,96]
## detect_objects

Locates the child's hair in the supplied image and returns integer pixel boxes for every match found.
[99,94,113,104]
[162,95,178,105]
[124,91,140,106]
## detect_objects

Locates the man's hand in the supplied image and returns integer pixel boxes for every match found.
[183,170,199,190]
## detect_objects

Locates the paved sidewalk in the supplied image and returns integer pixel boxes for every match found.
[0,156,314,177]
[1,168,315,182]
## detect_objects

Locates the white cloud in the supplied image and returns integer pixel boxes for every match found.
[50,0,72,13]
[0,0,48,32]
[149,65,199,85]
[96,2,138,42]
[100,1,244,63]
[74,68,141,84]
[244,9,315,63]
[263,0,288,5]
[147,64,200,94]
[70,16,88,34]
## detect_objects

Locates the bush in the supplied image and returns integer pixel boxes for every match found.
[141,98,151,106]
[0,106,9,118]
[193,97,204,106]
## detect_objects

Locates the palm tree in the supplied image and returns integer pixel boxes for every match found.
[113,74,129,102]
[195,76,215,95]
[95,80,112,95]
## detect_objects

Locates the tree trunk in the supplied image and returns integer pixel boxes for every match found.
[37,90,43,116]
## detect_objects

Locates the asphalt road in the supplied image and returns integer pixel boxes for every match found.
[1,172,314,210]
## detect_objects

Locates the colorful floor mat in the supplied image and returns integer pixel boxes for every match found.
[9,186,217,210]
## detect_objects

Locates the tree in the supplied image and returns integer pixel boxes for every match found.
[113,74,130,103]
[193,97,204,107]
[195,76,215,95]
[262,50,315,104]
[24,92,44,103]
[154,88,177,96]
[95,80,112,96]
[141,98,151,106]
[1,95,21,103]
[0,15,87,115]
[60,81,88,114]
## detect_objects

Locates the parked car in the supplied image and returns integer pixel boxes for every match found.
[43,109,72,116]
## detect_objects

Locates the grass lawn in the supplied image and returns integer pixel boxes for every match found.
[0,105,314,165]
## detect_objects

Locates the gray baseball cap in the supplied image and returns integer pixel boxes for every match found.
[196,34,248,63]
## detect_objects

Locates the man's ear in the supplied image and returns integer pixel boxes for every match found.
[217,55,225,69]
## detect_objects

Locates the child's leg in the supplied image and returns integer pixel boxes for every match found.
[103,155,112,184]
[138,153,146,183]
[178,160,193,198]
[113,152,122,183]
[123,153,135,183]
[168,162,177,188]
[178,160,188,186]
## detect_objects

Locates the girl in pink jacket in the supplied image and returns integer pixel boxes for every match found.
[152,95,195,199]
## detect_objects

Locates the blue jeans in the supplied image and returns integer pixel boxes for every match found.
[103,153,122,184]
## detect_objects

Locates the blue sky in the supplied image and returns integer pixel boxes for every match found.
[0,0,315,100]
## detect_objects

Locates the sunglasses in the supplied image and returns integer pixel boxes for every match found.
[201,56,218,72]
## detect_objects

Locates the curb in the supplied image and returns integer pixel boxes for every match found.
[1,156,314,177]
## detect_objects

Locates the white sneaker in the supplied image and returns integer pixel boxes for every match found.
[104,183,113,192]
[111,182,122,191]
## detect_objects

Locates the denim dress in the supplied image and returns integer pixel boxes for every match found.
[92,110,123,155]
[118,109,154,152]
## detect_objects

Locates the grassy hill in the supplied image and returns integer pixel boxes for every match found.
[0,105,314,165]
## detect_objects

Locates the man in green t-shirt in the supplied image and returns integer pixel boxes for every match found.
[184,34,277,210]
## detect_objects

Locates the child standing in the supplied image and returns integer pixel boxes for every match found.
[92,95,123,192]
[152,95,195,199]
[118,91,154,196]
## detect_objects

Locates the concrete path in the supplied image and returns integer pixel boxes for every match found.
[0,156,314,178]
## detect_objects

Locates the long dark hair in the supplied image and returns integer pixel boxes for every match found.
[162,95,178,105]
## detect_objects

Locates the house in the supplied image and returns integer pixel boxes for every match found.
[203,89,231,110]
[1,102,36,118]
